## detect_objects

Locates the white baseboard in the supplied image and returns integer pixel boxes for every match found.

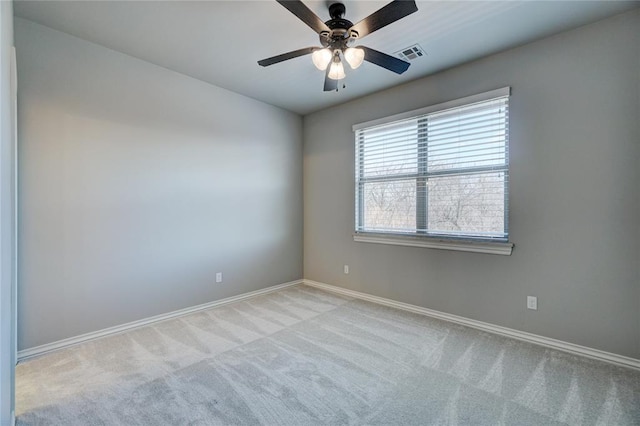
[17,280,302,362]
[18,278,639,371]
[303,279,640,371]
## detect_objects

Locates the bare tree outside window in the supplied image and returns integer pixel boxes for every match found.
[363,179,416,232]
[427,172,505,236]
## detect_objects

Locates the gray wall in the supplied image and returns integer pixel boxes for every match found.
[304,10,640,359]
[0,0,16,423]
[16,18,303,351]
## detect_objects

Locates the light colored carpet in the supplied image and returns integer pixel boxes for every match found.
[16,284,640,425]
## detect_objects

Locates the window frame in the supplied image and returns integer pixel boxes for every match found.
[352,87,513,255]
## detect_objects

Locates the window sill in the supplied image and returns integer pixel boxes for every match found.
[353,233,514,255]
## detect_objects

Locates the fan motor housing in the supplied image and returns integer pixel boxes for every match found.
[319,2,357,48]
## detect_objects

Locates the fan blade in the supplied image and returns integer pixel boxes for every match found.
[277,0,330,34]
[361,46,410,74]
[323,66,338,92]
[258,47,317,67]
[350,0,418,39]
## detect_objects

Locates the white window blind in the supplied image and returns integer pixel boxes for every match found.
[355,88,510,241]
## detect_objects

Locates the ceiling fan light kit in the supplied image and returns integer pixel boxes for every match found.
[258,0,418,92]
[328,55,346,80]
[311,48,332,70]
[344,47,365,69]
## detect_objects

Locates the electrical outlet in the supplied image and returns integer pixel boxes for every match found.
[343,265,349,274]
[527,296,537,310]
[215,272,223,283]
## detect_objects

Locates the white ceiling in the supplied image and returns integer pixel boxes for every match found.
[14,0,639,115]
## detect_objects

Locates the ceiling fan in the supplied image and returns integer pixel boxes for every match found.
[258,0,418,92]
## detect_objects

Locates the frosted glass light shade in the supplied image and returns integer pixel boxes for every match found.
[328,60,346,80]
[311,48,332,70]
[344,47,365,69]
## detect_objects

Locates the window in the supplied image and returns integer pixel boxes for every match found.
[354,88,510,245]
